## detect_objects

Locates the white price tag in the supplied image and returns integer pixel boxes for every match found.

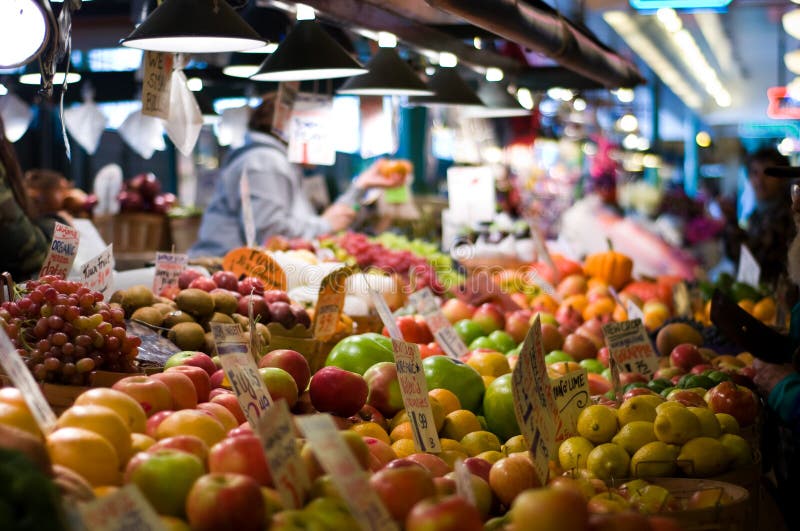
[391,339,441,453]
[737,244,761,287]
[0,328,57,433]
[240,169,256,249]
[39,222,80,279]
[80,244,114,296]
[79,484,165,531]
[626,300,645,321]
[409,288,468,359]
[257,400,309,510]
[511,316,558,486]
[297,414,397,531]
[454,459,477,507]
[211,323,273,427]
[152,252,188,295]
[602,319,660,378]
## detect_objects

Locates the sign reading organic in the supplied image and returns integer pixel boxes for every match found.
[39,222,80,279]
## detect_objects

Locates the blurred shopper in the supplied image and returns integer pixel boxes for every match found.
[190,93,403,257]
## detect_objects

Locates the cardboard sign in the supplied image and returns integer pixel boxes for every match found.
[297,414,397,531]
[511,316,558,485]
[257,400,309,510]
[369,287,401,339]
[737,244,761,287]
[391,339,441,453]
[223,248,287,291]
[602,319,660,378]
[79,484,165,531]
[0,328,57,433]
[272,82,300,143]
[141,51,173,120]
[550,369,590,443]
[409,288,468,359]
[211,323,273,427]
[152,252,188,295]
[80,244,114,296]
[39,222,80,279]
[240,170,256,248]
[313,267,352,341]
[288,93,336,166]
[454,459,477,507]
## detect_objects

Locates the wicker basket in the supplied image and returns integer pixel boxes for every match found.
[95,213,171,270]
[650,478,752,531]
[168,215,202,253]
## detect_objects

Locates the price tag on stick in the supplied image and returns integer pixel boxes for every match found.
[223,248,287,291]
[550,369,590,442]
[79,484,165,531]
[369,286,401,339]
[256,400,309,509]
[152,252,188,295]
[391,338,442,453]
[313,267,352,341]
[39,222,80,279]
[80,244,114,297]
[297,414,397,531]
[409,288,468,359]
[602,319,660,378]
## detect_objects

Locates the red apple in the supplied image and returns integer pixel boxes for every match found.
[209,388,233,400]
[623,388,656,401]
[349,404,388,431]
[463,457,492,484]
[227,424,253,438]
[413,316,435,344]
[670,344,704,371]
[563,333,598,362]
[363,436,396,470]
[369,464,436,522]
[112,375,174,417]
[363,361,404,418]
[211,271,239,292]
[505,310,533,344]
[262,290,290,304]
[237,295,269,321]
[178,270,203,290]
[406,495,484,531]
[704,381,758,426]
[668,390,707,408]
[166,365,211,403]
[197,402,239,432]
[238,277,265,297]
[405,452,451,477]
[257,367,299,408]
[189,277,217,292]
[472,303,505,334]
[690,364,713,375]
[596,347,610,368]
[576,319,605,349]
[441,299,475,324]
[210,369,227,390]
[619,372,648,386]
[258,349,311,393]
[654,367,685,381]
[186,473,266,531]
[541,323,564,353]
[210,393,246,425]
[151,372,198,410]
[208,434,273,486]
[125,449,205,517]
[434,476,457,496]
[146,410,175,438]
[148,435,209,463]
[555,305,583,332]
[587,373,612,396]
[309,366,368,417]
[165,351,218,378]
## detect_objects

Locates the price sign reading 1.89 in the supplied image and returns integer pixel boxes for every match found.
[390,338,441,453]
[210,323,272,428]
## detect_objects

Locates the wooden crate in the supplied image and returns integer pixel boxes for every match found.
[95,213,171,270]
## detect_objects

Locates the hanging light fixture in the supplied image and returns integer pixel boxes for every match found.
[784,9,800,40]
[121,0,265,54]
[465,82,530,117]
[337,46,433,96]
[407,67,483,107]
[786,50,800,75]
[0,0,49,68]
[224,53,267,79]
[19,72,81,85]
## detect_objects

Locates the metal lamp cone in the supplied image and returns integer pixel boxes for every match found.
[466,82,530,117]
[251,20,367,82]
[338,48,433,96]
[223,53,263,78]
[407,68,484,107]
[121,0,265,53]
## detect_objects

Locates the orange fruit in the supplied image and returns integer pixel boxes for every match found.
[390,410,408,430]
[390,421,414,442]
[391,438,416,458]
[155,410,226,447]
[47,427,121,487]
[74,388,147,434]
[561,294,589,313]
[753,297,776,323]
[351,422,390,444]
[0,387,30,410]
[529,293,558,314]
[582,297,615,321]
[58,405,133,464]
[482,375,496,387]
[0,402,41,438]
[428,389,461,415]
[440,409,482,441]
[737,299,755,314]
[429,397,446,431]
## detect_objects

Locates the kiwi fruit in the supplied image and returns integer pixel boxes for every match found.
[163,310,196,328]
[204,331,216,354]
[168,322,206,351]
[152,302,176,316]
[202,312,235,332]
[120,285,156,316]
[232,313,249,329]
[212,291,238,315]
[130,307,163,328]
[175,288,215,318]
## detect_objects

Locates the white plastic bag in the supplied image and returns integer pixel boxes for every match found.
[118,109,166,159]
[163,70,202,156]
[64,101,107,155]
[93,163,123,215]
[214,105,250,148]
[0,93,33,142]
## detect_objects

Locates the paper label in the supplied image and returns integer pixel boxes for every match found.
[222,248,287,291]
[152,252,188,295]
[79,484,164,531]
[240,170,256,248]
[39,222,80,279]
[391,338,441,453]
[511,316,557,485]
[257,400,309,510]
[80,244,114,296]
[626,300,645,321]
[0,328,57,433]
[141,51,173,120]
[454,459,476,506]
[737,244,761,287]
[313,267,351,341]
[287,93,336,166]
[550,369,590,442]
[297,414,397,531]
[602,319,660,378]
[211,323,273,427]
[409,288,468,359]
[369,287,401,339]
[272,82,300,143]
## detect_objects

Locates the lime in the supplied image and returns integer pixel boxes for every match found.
[545,350,574,364]
[488,330,516,353]
[580,359,605,374]
[707,371,731,384]
[505,345,522,357]
[454,319,485,345]
[659,386,675,398]
[602,368,612,381]
[647,379,671,393]
[624,382,647,393]
[469,336,500,351]
[685,375,715,390]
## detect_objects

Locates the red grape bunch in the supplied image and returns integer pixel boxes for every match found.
[0,276,141,385]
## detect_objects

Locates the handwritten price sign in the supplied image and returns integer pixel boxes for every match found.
[81,244,114,296]
[297,414,397,531]
[512,316,558,485]
[602,319,659,377]
[550,369,590,442]
[79,484,164,531]
[39,222,80,279]
[391,338,441,453]
[408,288,468,359]
[223,248,287,291]
[152,252,188,295]
[257,400,309,510]
[141,51,172,120]
[313,267,352,341]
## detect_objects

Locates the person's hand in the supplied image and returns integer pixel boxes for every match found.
[753,358,795,397]
[354,159,410,189]
[719,197,738,224]
[321,203,356,232]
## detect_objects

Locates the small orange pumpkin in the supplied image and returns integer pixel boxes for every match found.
[583,241,633,290]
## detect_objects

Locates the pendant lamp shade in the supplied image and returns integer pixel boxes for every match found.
[337,48,433,96]
[407,68,484,107]
[465,82,530,117]
[785,9,800,40]
[121,0,265,54]
[0,0,49,68]
[251,20,367,81]
[786,50,800,75]
[223,53,263,78]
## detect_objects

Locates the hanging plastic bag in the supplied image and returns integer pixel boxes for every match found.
[93,163,123,215]
[118,109,166,160]
[214,104,250,148]
[64,93,107,155]
[0,93,33,142]
[163,69,202,156]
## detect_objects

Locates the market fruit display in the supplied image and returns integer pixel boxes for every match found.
[117,173,177,214]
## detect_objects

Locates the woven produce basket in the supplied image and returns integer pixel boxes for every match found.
[649,478,751,531]
[168,215,202,253]
[95,213,171,270]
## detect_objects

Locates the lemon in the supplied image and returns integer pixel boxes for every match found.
[612,421,657,455]
[655,401,684,414]
[654,407,701,445]
[577,405,619,444]
[440,410,482,441]
[477,450,505,464]
[719,434,753,468]
[558,436,595,471]
[503,435,528,454]
[460,431,502,456]
[439,438,469,454]
[677,437,731,477]
[688,407,722,438]
[630,441,679,478]
[630,484,673,514]
[715,413,740,435]
[618,396,659,425]
[586,443,630,482]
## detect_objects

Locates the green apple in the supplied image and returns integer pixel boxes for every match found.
[423,356,485,412]
[469,336,499,351]
[545,350,574,364]
[482,373,520,441]
[579,359,605,374]
[454,320,485,345]
[488,330,516,353]
[125,449,204,517]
